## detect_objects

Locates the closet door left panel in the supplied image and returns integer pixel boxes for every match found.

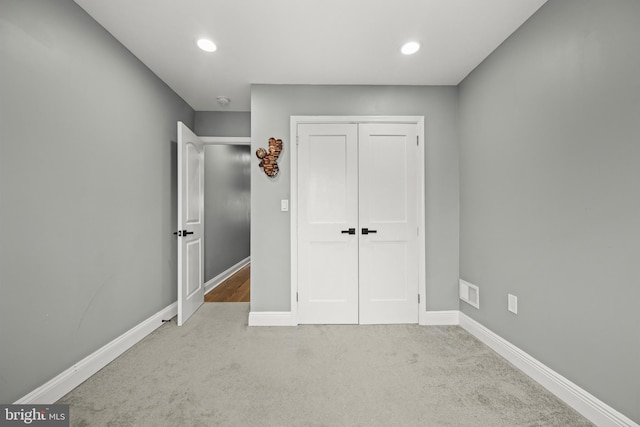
[297,123,359,324]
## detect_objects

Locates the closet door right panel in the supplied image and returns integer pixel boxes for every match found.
[358,123,419,324]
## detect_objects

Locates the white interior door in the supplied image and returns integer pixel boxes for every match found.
[358,123,418,324]
[297,123,359,324]
[296,121,419,324]
[177,122,204,326]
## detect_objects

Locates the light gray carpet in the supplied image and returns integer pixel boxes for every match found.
[59,303,593,426]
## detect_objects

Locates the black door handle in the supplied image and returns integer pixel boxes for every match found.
[182,230,194,236]
[341,228,356,235]
[361,228,377,235]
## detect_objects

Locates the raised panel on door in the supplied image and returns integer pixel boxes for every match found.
[358,123,418,324]
[297,123,358,324]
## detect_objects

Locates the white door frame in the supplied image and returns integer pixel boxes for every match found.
[290,116,427,325]
[200,137,251,146]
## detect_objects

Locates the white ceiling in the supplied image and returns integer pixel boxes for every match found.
[74,0,547,111]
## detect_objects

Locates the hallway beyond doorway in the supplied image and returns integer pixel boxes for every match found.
[204,264,250,302]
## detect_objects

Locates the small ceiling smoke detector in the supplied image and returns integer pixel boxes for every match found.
[400,41,421,55]
[216,96,231,106]
[197,38,217,52]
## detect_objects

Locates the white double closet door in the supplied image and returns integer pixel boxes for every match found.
[298,122,419,324]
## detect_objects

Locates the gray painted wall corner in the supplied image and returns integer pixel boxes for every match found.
[0,0,194,403]
[250,85,460,313]
[458,0,640,422]
[194,111,251,137]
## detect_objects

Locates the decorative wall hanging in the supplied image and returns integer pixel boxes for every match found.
[256,137,283,177]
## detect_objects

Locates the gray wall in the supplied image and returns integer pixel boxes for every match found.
[195,111,251,137]
[251,85,459,312]
[458,0,640,422]
[0,0,194,403]
[203,145,250,282]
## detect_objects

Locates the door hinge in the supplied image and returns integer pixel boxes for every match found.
[296,135,299,145]
[418,294,421,304]
[296,292,299,302]
[416,135,419,146]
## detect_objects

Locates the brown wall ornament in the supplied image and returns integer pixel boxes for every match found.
[256,137,283,177]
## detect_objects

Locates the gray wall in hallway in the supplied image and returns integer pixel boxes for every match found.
[195,111,251,137]
[0,0,194,403]
[251,85,459,312]
[458,0,640,422]
[203,145,251,282]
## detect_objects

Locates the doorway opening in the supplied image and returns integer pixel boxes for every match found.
[200,136,251,303]
[177,121,250,325]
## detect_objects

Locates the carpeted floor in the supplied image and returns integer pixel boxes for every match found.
[59,303,593,426]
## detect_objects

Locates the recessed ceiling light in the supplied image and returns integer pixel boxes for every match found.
[400,41,421,55]
[197,38,217,52]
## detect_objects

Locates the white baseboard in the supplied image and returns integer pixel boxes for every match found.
[15,301,636,427]
[15,302,178,405]
[459,312,638,427]
[248,311,295,326]
[204,256,250,295]
[421,310,460,325]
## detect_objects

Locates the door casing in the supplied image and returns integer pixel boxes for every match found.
[290,116,427,325]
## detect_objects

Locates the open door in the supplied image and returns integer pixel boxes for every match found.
[177,122,205,325]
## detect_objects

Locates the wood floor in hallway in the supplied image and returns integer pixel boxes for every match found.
[204,264,250,302]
